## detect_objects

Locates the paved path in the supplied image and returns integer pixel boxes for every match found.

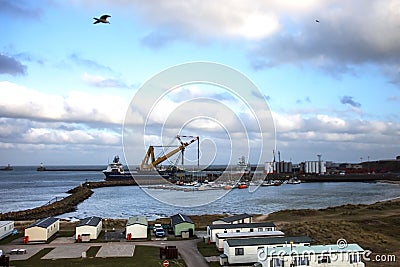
[134,239,209,267]
[42,244,91,259]
[0,237,210,267]
[96,243,135,257]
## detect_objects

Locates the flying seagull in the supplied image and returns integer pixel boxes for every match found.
[93,15,111,24]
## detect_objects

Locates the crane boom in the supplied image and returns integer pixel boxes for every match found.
[140,135,199,170]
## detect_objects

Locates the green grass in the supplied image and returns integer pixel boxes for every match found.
[86,246,101,258]
[208,262,221,267]
[12,246,186,267]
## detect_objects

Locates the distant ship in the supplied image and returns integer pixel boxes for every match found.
[37,163,46,171]
[0,164,13,171]
[102,155,170,182]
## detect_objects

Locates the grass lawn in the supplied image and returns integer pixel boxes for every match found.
[12,246,186,267]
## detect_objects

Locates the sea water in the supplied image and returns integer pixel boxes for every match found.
[1,166,399,220]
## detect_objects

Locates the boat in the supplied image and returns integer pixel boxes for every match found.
[237,182,248,189]
[286,177,301,184]
[103,155,128,180]
[37,163,46,171]
[102,155,170,182]
[261,180,282,186]
[232,156,251,177]
[0,164,13,171]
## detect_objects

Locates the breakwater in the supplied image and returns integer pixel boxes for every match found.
[0,180,137,221]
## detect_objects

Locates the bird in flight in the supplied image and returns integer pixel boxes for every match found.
[93,15,111,24]
[315,19,320,23]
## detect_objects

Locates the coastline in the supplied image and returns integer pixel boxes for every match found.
[1,180,399,266]
[1,176,399,221]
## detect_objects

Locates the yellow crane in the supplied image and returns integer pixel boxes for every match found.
[140,135,199,171]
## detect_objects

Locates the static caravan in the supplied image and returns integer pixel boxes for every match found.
[126,216,148,239]
[222,236,313,265]
[207,222,276,243]
[171,213,195,237]
[0,221,14,240]
[258,244,365,267]
[24,217,59,243]
[215,230,285,251]
[213,213,253,225]
[76,216,102,241]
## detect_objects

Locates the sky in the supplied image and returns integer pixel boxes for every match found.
[1,0,400,166]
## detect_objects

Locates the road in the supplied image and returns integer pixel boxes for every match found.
[0,237,211,267]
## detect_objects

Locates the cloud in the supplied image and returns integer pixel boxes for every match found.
[73,1,400,85]
[140,29,178,49]
[296,97,312,104]
[0,0,42,18]
[247,1,400,80]
[69,53,112,72]
[340,96,361,108]
[0,54,27,75]
[77,0,287,43]
[82,73,129,88]
[387,96,400,102]
[0,81,128,125]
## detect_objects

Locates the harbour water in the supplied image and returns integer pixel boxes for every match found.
[1,166,399,220]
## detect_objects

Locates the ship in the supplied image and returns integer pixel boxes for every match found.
[102,155,133,181]
[102,155,171,182]
[0,164,13,171]
[103,135,200,182]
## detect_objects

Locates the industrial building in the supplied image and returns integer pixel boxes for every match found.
[302,160,327,174]
[265,161,293,174]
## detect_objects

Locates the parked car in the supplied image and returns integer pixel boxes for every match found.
[155,228,166,238]
[153,223,163,232]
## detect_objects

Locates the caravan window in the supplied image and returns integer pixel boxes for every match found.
[349,254,360,263]
[294,256,309,266]
[270,258,284,267]
[235,248,244,256]
[317,256,331,264]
